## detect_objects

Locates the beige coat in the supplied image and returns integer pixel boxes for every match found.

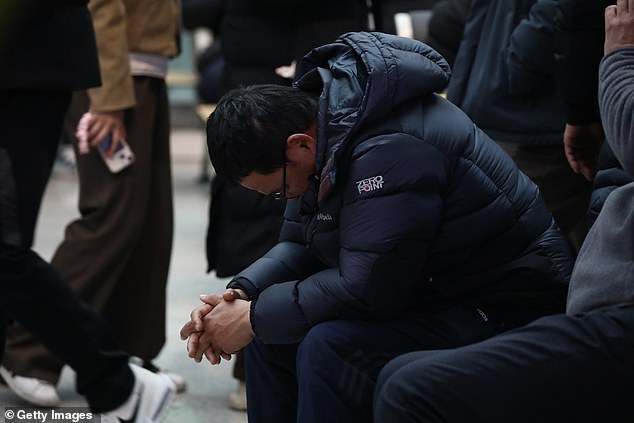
[87,0,180,111]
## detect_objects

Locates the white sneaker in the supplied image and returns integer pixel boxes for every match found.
[0,366,60,407]
[101,364,175,423]
[160,371,187,394]
[228,381,247,411]
[128,357,187,394]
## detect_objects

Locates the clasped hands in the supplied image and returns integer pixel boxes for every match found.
[180,288,254,365]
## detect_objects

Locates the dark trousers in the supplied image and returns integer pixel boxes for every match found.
[3,77,173,384]
[0,91,133,412]
[245,304,499,423]
[375,305,634,423]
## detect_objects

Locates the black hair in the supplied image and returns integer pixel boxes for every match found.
[206,84,319,183]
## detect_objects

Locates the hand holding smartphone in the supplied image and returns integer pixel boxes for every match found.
[97,134,135,173]
[76,111,135,173]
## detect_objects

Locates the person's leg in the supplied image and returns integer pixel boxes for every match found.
[3,78,173,380]
[294,304,498,423]
[228,350,247,410]
[245,340,300,423]
[245,304,497,423]
[3,88,138,378]
[233,351,246,382]
[374,306,634,423]
[1,91,90,385]
[99,77,173,361]
[0,91,133,412]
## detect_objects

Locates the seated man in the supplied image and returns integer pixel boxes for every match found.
[374,4,634,422]
[181,32,573,423]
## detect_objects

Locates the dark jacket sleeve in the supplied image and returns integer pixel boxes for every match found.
[554,0,612,124]
[588,143,634,227]
[226,200,326,300]
[251,134,447,343]
[181,0,224,31]
[227,241,326,301]
[599,48,634,176]
[506,0,559,95]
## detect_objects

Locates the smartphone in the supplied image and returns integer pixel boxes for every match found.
[98,135,135,173]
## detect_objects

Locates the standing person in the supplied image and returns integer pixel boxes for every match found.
[555,0,614,182]
[182,0,369,410]
[1,0,185,406]
[448,0,593,252]
[374,5,634,421]
[181,32,574,423]
[0,1,175,420]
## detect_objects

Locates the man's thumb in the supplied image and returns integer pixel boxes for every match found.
[199,293,222,305]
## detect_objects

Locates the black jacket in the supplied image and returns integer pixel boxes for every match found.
[0,0,100,92]
[229,32,573,344]
[554,0,614,125]
[448,0,565,145]
[210,0,368,94]
[206,178,285,277]
[425,0,471,66]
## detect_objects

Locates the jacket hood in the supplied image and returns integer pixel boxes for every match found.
[293,31,451,198]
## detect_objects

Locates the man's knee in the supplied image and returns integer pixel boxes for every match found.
[374,362,439,423]
[374,368,408,422]
[297,322,341,361]
[296,321,358,377]
[245,337,299,376]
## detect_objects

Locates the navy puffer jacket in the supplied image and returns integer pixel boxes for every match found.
[229,32,573,344]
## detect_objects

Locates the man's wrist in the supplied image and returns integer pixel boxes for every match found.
[227,276,260,301]
[233,288,249,301]
[248,300,258,337]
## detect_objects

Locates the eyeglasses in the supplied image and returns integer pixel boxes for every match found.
[272,151,287,201]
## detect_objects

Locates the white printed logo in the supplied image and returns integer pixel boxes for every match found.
[476,308,489,322]
[316,213,333,221]
[356,175,384,194]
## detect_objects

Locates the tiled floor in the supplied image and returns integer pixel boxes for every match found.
[0,129,247,423]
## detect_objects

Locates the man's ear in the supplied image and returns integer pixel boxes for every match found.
[286,132,316,157]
